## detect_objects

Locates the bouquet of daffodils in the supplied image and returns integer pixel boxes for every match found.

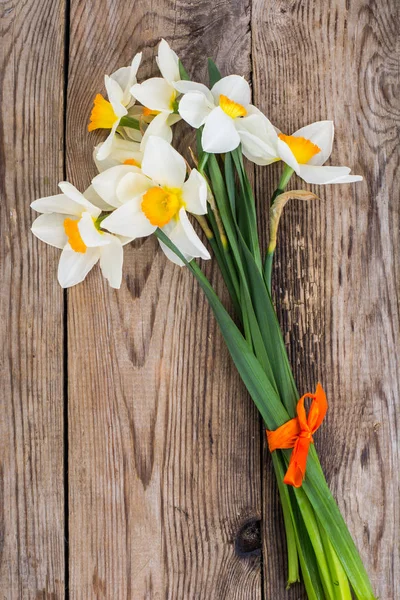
[31,40,375,599]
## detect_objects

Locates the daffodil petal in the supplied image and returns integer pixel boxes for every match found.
[298,165,356,184]
[141,136,186,188]
[236,112,279,164]
[293,121,334,166]
[116,172,153,204]
[166,113,181,126]
[91,164,141,208]
[31,213,68,249]
[201,107,240,153]
[182,169,208,215]
[78,212,110,247]
[162,207,210,260]
[157,239,185,266]
[83,184,115,211]
[111,52,142,106]
[211,75,251,107]
[95,121,120,161]
[105,75,127,118]
[58,182,102,217]
[130,52,142,78]
[31,183,100,218]
[101,198,156,239]
[277,138,301,174]
[327,174,363,183]
[57,244,100,288]
[141,111,173,151]
[99,234,123,288]
[174,81,214,103]
[237,108,279,145]
[178,91,214,128]
[131,78,174,112]
[31,194,83,217]
[111,66,135,104]
[156,39,180,84]
[239,130,279,165]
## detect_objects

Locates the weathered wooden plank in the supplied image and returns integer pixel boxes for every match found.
[66,1,262,597]
[0,0,66,597]
[251,0,399,598]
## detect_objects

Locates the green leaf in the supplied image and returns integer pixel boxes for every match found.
[294,487,335,599]
[271,453,300,587]
[198,151,209,173]
[224,153,236,216]
[231,148,262,271]
[273,452,327,599]
[208,153,298,416]
[155,228,288,428]
[207,58,222,87]
[206,155,279,390]
[237,231,299,416]
[317,518,352,600]
[302,451,377,599]
[178,59,190,81]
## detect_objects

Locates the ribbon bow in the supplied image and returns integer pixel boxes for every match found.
[267,383,328,487]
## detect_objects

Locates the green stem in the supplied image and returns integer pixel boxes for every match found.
[198,150,209,173]
[264,165,294,289]
[264,251,274,293]
[119,115,140,130]
[318,518,352,600]
[272,453,300,586]
[206,225,242,319]
[207,206,241,312]
[276,165,295,195]
[230,148,263,272]
[294,487,335,599]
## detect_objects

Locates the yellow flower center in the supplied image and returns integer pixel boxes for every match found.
[141,186,183,227]
[219,94,247,119]
[63,218,87,253]
[88,94,118,132]
[278,134,321,164]
[123,158,141,167]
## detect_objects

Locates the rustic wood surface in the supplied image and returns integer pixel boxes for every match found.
[0,0,66,597]
[0,0,398,598]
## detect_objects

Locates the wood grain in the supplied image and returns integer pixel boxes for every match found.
[251,0,400,598]
[66,1,262,598]
[0,0,66,597]
[1,0,398,597]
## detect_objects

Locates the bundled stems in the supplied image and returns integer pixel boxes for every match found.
[159,141,375,600]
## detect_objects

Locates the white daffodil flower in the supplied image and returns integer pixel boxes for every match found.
[236,114,363,184]
[92,136,210,266]
[130,39,182,151]
[131,39,181,118]
[176,74,256,153]
[31,182,127,288]
[88,53,142,161]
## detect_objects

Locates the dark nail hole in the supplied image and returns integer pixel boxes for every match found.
[235,518,262,557]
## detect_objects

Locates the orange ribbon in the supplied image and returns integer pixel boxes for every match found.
[267,383,328,487]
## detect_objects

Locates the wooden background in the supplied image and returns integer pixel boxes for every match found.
[1,0,399,597]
